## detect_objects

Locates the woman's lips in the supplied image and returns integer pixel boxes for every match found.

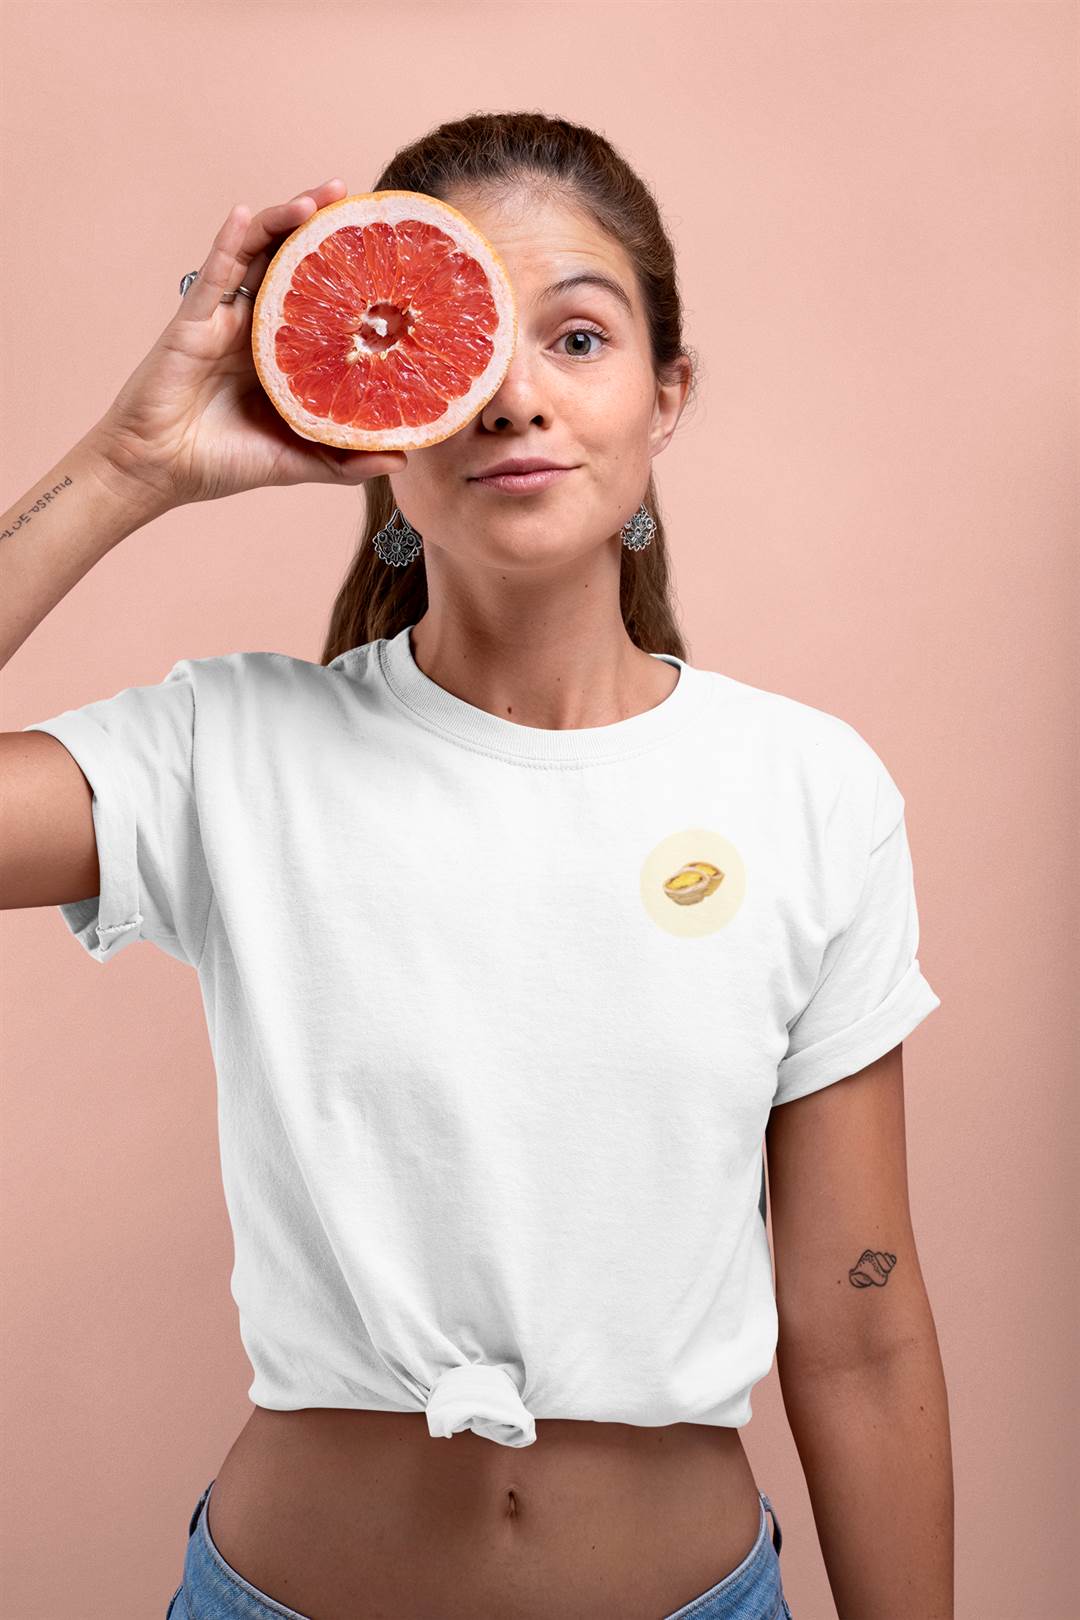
[470,467,574,493]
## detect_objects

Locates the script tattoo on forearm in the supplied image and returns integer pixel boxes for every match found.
[1,468,76,541]
[848,1249,897,1288]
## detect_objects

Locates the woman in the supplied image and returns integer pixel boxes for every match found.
[2,113,953,1620]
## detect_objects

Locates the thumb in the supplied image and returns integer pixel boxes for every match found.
[335,450,407,481]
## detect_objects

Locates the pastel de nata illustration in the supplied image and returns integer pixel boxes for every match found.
[662,859,725,907]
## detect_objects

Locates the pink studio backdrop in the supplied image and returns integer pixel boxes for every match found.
[1,3,1075,1616]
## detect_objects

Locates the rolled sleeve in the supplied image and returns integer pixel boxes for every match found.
[774,752,942,1106]
[24,708,145,961]
[22,659,211,969]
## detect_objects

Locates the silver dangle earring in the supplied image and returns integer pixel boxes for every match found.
[621,502,655,550]
[372,507,423,566]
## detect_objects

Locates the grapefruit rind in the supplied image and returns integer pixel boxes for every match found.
[251,190,518,452]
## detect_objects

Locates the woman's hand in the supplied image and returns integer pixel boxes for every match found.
[91,178,406,509]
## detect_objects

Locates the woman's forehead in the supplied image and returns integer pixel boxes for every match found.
[445,187,636,312]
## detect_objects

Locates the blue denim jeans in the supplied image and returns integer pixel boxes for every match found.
[166,1477,794,1619]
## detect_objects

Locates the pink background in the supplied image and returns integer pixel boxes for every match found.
[2,2,1076,1615]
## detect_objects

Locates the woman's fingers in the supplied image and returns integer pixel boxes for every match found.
[243,178,346,258]
[179,178,347,321]
[177,202,253,321]
[232,178,347,298]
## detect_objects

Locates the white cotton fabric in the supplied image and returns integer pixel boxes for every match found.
[23,624,941,1447]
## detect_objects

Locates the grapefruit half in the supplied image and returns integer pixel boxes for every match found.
[251,190,517,452]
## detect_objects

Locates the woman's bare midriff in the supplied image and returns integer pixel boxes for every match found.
[204,1407,763,1620]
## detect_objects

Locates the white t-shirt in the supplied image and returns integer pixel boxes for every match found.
[24,624,941,1447]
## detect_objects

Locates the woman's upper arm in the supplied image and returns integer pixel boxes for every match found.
[765,1042,937,1376]
[8,658,211,967]
[0,729,100,910]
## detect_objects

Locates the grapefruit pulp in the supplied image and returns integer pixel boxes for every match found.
[251,190,518,452]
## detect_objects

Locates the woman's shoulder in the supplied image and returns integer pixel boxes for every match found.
[692,660,887,776]
[171,640,380,697]
[692,661,907,859]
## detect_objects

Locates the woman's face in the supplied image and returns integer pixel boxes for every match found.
[385,186,689,571]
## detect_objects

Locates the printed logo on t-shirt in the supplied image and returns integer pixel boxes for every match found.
[639,828,747,937]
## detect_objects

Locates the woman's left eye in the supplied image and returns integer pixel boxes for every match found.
[556,325,610,359]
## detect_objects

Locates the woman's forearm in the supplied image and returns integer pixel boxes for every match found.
[778,1331,954,1620]
[0,427,170,671]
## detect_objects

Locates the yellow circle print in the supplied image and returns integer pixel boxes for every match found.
[640,827,747,937]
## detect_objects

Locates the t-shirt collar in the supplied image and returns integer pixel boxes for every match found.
[377,622,700,765]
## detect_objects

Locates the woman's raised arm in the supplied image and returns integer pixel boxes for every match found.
[2,176,406,914]
[0,435,169,911]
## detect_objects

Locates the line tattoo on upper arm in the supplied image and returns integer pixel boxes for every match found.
[848,1249,897,1288]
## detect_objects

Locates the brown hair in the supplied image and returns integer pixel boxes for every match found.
[320,111,701,666]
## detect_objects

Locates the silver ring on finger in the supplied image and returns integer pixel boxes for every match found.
[179,269,256,304]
